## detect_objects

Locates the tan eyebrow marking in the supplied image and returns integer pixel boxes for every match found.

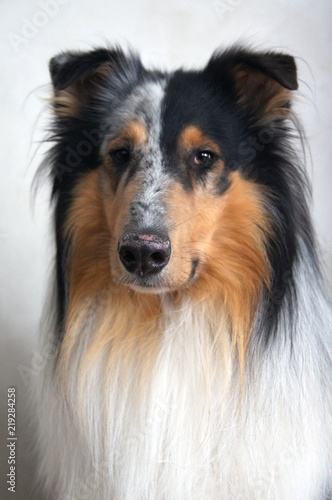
[107,121,148,151]
[179,125,222,154]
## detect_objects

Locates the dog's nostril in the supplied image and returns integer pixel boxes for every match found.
[118,233,171,277]
[150,252,165,265]
[120,249,136,266]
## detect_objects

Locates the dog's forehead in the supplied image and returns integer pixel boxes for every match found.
[103,69,224,154]
[108,78,167,140]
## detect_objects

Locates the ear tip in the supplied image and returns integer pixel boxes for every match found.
[49,51,73,89]
[48,48,130,90]
[207,46,299,91]
[274,53,298,90]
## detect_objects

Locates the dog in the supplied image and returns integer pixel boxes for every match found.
[35,45,332,499]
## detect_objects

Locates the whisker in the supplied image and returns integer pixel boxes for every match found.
[169,212,202,229]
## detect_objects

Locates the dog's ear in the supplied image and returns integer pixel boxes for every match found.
[49,48,139,117]
[206,48,298,121]
[49,49,117,90]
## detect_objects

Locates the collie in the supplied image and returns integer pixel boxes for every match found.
[35,45,332,499]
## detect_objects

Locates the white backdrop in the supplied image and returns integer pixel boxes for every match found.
[0,0,331,498]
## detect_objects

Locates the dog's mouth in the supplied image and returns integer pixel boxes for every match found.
[116,231,199,293]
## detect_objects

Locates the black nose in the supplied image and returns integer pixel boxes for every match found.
[118,233,171,276]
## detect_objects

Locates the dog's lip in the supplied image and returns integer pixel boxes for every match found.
[118,271,170,293]
[122,259,200,294]
[126,283,172,295]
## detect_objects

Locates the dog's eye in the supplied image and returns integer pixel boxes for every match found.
[192,151,216,168]
[108,148,131,166]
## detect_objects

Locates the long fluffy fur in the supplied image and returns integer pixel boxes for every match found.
[35,45,332,499]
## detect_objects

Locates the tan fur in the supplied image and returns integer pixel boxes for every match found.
[59,170,161,391]
[106,121,148,152]
[59,170,111,374]
[234,66,292,120]
[180,126,223,155]
[52,89,81,117]
[165,172,271,366]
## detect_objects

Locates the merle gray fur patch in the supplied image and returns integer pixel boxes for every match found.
[105,79,172,233]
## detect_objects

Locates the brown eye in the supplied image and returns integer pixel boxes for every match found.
[109,148,131,166]
[192,151,216,168]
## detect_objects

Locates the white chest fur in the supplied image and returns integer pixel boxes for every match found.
[37,293,331,499]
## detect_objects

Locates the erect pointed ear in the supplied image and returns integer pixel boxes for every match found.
[206,47,298,121]
[49,48,140,117]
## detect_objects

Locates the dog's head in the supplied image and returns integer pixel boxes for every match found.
[49,46,305,345]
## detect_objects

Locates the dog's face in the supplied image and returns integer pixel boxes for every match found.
[101,77,262,296]
[50,47,298,319]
